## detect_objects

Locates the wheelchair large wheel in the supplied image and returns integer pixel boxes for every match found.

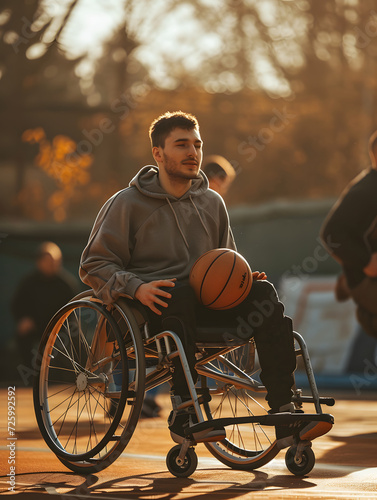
[199,342,279,470]
[34,299,146,473]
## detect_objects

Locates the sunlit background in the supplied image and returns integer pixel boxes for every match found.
[1,0,377,386]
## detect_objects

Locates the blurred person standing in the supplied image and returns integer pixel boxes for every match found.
[202,155,236,197]
[11,241,79,372]
[320,131,377,339]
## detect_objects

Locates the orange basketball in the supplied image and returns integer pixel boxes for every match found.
[189,248,252,310]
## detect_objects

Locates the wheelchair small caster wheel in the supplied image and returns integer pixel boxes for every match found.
[166,445,198,478]
[285,445,315,476]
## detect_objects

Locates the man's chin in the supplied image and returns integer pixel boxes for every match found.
[187,167,201,178]
[180,171,200,180]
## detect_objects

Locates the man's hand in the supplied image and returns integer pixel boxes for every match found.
[364,252,377,278]
[252,271,267,281]
[134,278,176,315]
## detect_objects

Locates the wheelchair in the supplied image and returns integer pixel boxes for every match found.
[33,289,335,478]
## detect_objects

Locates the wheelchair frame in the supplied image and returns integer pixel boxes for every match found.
[33,291,335,478]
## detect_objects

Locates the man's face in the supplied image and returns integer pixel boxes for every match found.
[156,127,203,180]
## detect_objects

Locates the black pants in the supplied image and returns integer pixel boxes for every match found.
[147,280,297,411]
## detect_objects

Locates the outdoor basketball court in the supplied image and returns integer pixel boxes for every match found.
[1,387,376,499]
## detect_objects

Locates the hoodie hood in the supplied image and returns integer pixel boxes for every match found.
[129,165,209,200]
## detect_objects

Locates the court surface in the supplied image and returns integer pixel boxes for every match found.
[0,387,376,499]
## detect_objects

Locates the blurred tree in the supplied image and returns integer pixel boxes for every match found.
[85,25,150,184]
[0,0,82,215]
[149,0,374,100]
[21,127,93,221]
[0,0,151,220]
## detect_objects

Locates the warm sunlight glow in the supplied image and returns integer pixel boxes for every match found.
[22,128,93,221]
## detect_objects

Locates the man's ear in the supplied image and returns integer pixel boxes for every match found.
[152,146,162,163]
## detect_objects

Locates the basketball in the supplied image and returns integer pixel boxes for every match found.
[189,248,252,310]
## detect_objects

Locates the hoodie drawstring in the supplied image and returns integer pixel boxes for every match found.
[166,198,190,249]
[189,196,211,238]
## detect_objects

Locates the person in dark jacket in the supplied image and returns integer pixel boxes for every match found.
[321,131,377,338]
[11,241,79,373]
[80,111,327,445]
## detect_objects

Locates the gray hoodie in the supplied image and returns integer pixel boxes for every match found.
[80,166,236,304]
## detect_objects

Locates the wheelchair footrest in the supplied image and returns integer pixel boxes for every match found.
[185,413,334,436]
[292,395,335,407]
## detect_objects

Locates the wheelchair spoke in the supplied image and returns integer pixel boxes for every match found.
[51,388,78,441]
[54,333,80,375]
[46,384,75,399]
[73,308,94,365]
[51,339,91,377]
[64,315,80,369]
[48,386,77,414]
[48,365,77,374]
[227,391,244,450]
[64,390,90,452]
[85,390,98,453]
[87,383,117,421]
[51,387,82,428]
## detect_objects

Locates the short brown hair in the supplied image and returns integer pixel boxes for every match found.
[149,111,199,148]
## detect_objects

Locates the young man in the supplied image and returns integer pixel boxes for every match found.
[321,131,377,338]
[80,111,318,444]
